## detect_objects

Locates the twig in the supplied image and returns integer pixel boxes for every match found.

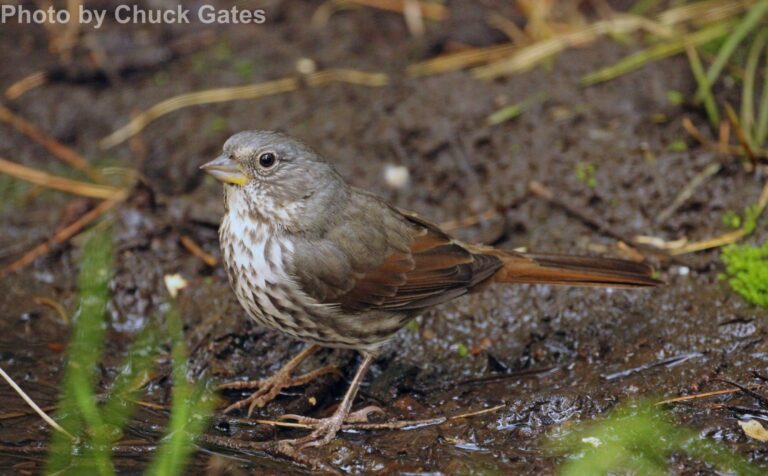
[0,105,101,181]
[180,235,218,267]
[682,116,768,159]
[100,69,388,149]
[34,296,70,324]
[656,387,742,405]
[253,404,505,431]
[0,405,57,421]
[0,366,77,441]
[0,158,120,199]
[716,378,768,407]
[724,102,758,170]
[346,0,446,21]
[4,71,47,100]
[528,180,650,254]
[656,162,722,223]
[2,195,125,276]
[665,179,768,254]
[473,15,673,79]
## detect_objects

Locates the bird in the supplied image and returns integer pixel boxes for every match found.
[202,130,661,451]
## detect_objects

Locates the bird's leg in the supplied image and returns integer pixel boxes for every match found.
[277,353,376,452]
[218,344,338,416]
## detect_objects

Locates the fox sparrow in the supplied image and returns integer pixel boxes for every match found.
[202,130,659,450]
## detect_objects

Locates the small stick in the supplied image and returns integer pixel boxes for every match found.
[180,235,218,267]
[724,102,758,170]
[716,378,768,407]
[668,179,768,254]
[656,387,742,405]
[346,0,447,21]
[100,69,388,149]
[528,180,646,252]
[0,106,101,181]
[4,71,47,100]
[0,157,120,199]
[0,405,57,421]
[0,366,77,441]
[253,404,505,430]
[34,296,70,324]
[2,196,124,276]
[682,116,768,159]
[656,162,721,223]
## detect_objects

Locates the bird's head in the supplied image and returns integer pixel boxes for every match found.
[202,130,346,231]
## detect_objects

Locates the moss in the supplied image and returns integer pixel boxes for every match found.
[575,162,597,189]
[721,241,768,309]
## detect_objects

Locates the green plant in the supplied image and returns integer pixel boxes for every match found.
[45,228,215,475]
[552,400,761,475]
[575,162,598,189]
[721,240,768,308]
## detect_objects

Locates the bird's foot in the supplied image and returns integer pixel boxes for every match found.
[279,405,386,427]
[219,365,339,416]
[273,405,384,454]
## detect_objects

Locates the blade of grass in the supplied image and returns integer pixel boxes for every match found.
[696,0,768,102]
[580,21,732,86]
[487,92,548,125]
[146,302,216,476]
[757,49,768,146]
[742,29,767,144]
[100,326,161,432]
[0,157,122,199]
[46,227,115,476]
[685,44,721,127]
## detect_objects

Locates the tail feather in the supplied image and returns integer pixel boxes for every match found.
[491,252,662,288]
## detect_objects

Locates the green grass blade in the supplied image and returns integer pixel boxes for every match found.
[100,326,161,432]
[686,45,720,128]
[580,21,732,86]
[742,29,768,145]
[487,92,548,125]
[757,49,768,146]
[696,0,768,101]
[146,302,216,476]
[46,228,115,476]
[553,400,762,475]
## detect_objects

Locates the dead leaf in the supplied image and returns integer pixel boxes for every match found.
[739,420,768,442]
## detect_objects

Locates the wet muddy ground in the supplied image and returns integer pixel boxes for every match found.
[1,1,767,474]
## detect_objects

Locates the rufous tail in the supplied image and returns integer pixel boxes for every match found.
[491,252,661,288]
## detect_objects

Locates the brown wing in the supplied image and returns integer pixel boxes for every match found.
[288,195,502,315]
[336,213,502,313]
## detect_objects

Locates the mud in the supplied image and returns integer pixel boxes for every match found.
[1,1,767,474]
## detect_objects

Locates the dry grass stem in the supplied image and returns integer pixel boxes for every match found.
[656,162,722,223]
[657,0,754,26]
[0,158,120,199]
[2,195,125,276]
[5,71,47,100]
[346,0,447,21]
[646,180,768,255]
[0,106,101,181]
[724,102,758,169]
[34,296,70,324]
[656,387,742,405]
[180,235,218,267]
[254,404,505,430]
[0,366,77,441]
[472,15,672,80]
[100,69,388,149]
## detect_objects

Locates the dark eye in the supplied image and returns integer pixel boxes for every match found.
[258,152,276,168]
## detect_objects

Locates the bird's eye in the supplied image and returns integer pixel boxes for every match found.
[258,152,276,168]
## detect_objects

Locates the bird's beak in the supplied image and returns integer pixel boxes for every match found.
[201,155,248,186]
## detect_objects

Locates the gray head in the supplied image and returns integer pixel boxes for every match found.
[202,130,346,231]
